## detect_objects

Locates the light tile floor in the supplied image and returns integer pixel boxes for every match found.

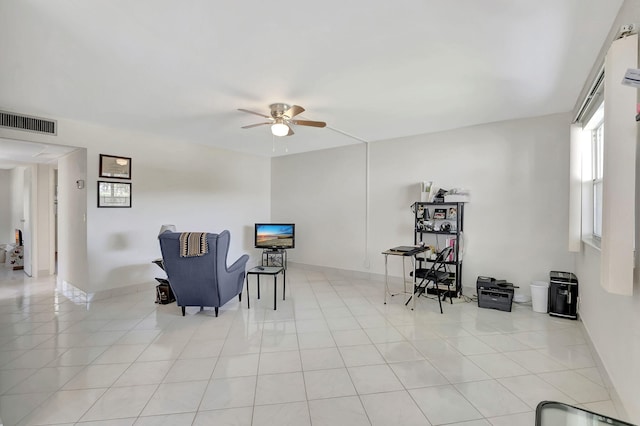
[0,267,621,426]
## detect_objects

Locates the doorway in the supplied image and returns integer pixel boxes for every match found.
[0,138,78,278]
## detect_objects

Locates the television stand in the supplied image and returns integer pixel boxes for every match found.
[262,248,287,270]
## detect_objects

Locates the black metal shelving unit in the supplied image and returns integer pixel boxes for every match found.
[412,201,465,297]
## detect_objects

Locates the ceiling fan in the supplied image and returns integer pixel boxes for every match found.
[238,103,326,137]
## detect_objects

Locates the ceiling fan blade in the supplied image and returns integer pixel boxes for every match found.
[238,108,270,119]
[283,105,305,118]
[241,122,271,129]
[290,119,327,128]
[286,125,294,136]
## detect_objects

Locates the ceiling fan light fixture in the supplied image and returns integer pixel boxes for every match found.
[271,122,289,137]
[239,104,325,139]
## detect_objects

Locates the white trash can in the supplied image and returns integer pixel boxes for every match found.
[530,281,549,313]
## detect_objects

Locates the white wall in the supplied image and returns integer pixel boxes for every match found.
[571,1,640,421]
[273,113,575,296]
[0,118,271,294]
[20,164,55,277]
[9,167,24,240]
[272,144,367,271]
[84,132,270,293]
[22,165,35,276]
[57,149,89,291]
[374,113,575,291]
[0,170,11,242]
[576,247,640,421]
[35,164,54,276]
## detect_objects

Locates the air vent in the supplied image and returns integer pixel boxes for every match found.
[0,110,57,135]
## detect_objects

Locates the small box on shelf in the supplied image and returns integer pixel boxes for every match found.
[444,194,470,203]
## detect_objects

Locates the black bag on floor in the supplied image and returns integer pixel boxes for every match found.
[155,278,175,304]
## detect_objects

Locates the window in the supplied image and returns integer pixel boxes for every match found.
[577,101,604,247]
[592,120,604,239]
[569,34,636,294]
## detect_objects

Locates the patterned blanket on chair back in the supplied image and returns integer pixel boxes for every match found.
[179,232,209,257]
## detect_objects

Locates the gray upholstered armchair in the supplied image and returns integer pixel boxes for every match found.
[158,230,249,316]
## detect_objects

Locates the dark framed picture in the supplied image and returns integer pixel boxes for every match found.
[99,154,131,179]
[433,208,447,220]
[98,181,131,208]
[447,206,457,219]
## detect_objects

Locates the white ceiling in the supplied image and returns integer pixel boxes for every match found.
[0,138,77,169]
[0,0,624,158]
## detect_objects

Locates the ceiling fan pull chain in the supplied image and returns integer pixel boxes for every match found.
[272,134,276,152]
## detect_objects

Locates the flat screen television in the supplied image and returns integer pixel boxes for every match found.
[255,223,295,249]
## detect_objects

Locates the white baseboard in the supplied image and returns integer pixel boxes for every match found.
[56,278,151,305]
[580,321,629,421]
[288,262,478,298]
[288,261,394,283]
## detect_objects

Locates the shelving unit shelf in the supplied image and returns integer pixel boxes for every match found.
[261,248,287,269]
[417,230,460,235]
[412,201,465,298]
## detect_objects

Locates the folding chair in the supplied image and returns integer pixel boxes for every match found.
[406,246,454,313]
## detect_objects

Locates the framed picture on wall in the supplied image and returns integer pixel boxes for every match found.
[99,154,131,179]
[98,181,132,208]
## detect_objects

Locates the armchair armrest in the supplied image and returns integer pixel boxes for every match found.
[227,254,249,273]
